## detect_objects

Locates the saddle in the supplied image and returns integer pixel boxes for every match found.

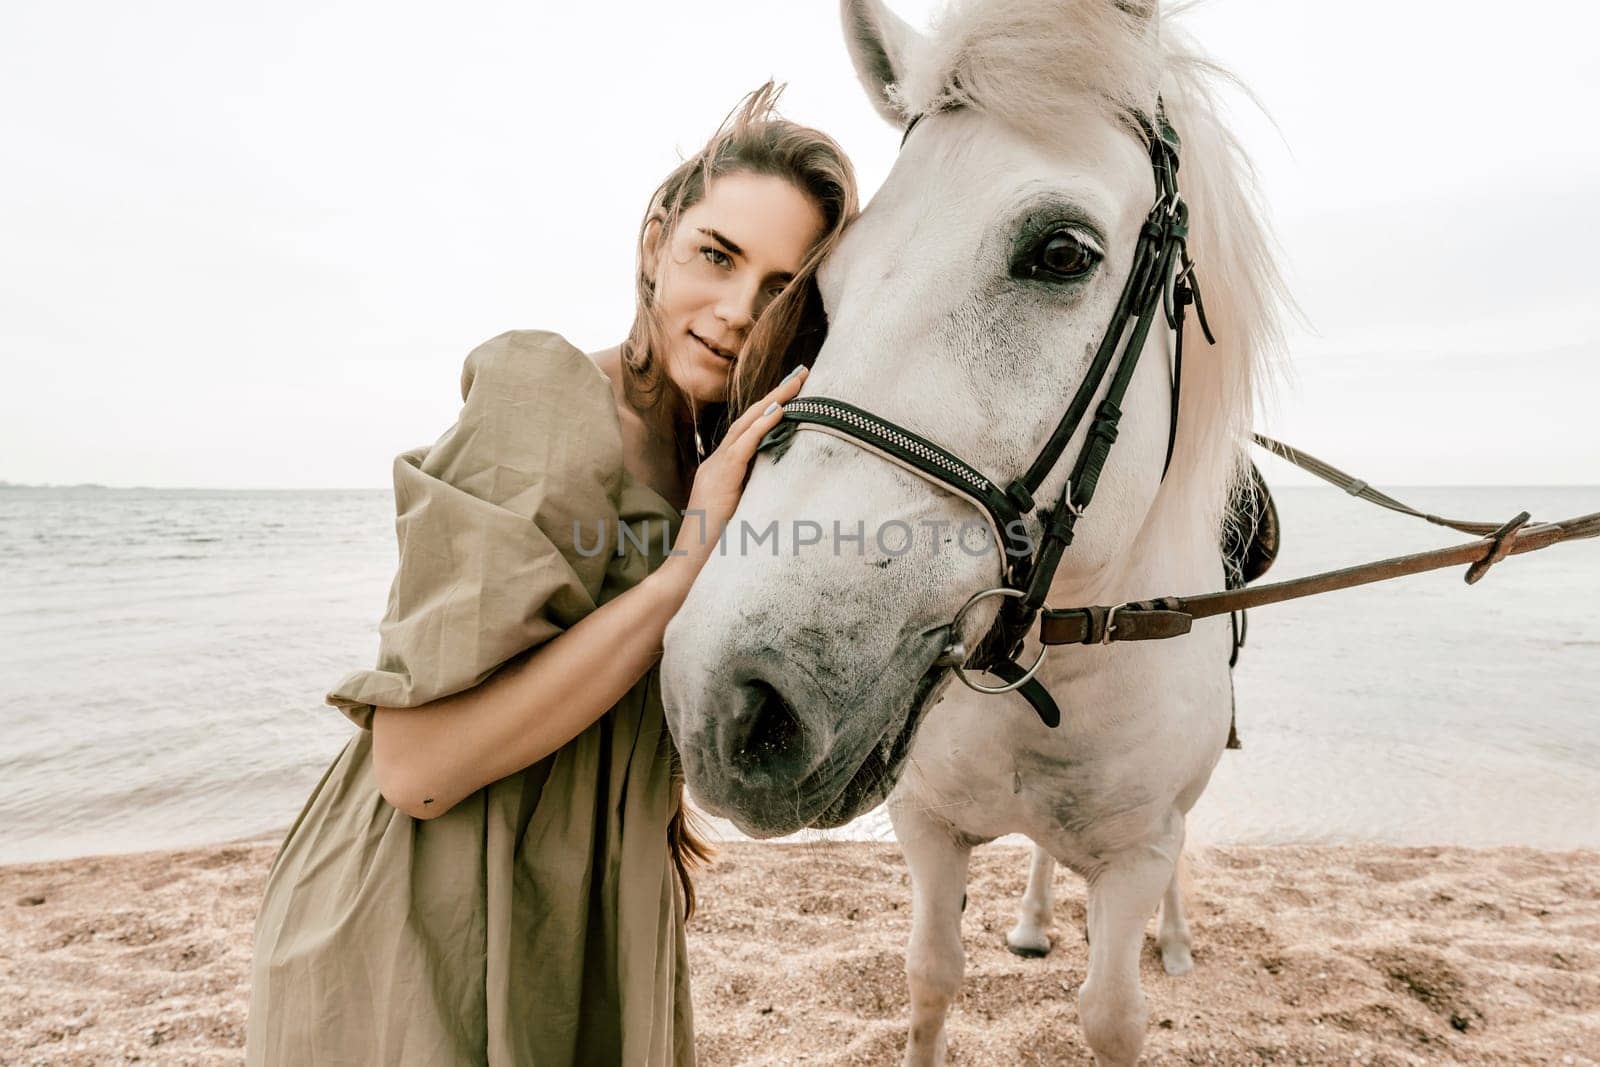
[1218,459,1279,747]
[1223,459,1279,587]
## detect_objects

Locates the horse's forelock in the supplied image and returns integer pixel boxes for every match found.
[894,0,1160,129]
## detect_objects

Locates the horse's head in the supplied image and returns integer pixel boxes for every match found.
[662,0,1278,837]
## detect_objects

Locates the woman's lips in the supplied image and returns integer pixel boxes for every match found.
[691,332,736,363]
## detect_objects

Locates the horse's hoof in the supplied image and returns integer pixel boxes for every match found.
[1160,942,1194,976]
[1008,942,1050,959]
[1005,927,1052,958]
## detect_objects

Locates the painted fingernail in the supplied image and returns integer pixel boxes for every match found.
[763,401,780,415]
[782,365,803,382]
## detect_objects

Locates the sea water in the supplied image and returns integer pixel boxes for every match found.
[1,484,1595,863]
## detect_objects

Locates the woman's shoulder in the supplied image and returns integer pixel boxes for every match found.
[458,329,611,408]
[412,329,625,507]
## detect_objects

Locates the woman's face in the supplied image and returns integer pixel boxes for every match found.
[645,171,826,404]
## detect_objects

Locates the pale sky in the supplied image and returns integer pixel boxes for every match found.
[3,0,1596,488]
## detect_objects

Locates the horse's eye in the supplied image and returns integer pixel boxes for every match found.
[1025,230,1100,281]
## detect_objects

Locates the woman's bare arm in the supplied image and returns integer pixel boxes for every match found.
[370,364,809,820]
[371,562,695,820]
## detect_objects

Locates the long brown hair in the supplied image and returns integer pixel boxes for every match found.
[622,80,858,496]
[623,82,858,920]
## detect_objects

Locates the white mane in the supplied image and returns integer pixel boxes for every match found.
[891,0,1288,555]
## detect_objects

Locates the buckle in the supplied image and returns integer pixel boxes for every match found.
[1100,604,1123,645]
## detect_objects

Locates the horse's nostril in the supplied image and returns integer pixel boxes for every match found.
[726,679,809,777]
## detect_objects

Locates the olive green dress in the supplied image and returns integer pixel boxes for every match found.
[246,330,693,1066]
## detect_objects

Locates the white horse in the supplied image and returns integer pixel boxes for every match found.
[662,1,1284,1063]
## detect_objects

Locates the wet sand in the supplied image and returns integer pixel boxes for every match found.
[2,836,1597,1065]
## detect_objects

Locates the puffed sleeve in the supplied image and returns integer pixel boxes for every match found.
[326,330,627,729]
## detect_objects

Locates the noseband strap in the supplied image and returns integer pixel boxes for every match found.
[756,398,1022,557]
[756,101,1216,728]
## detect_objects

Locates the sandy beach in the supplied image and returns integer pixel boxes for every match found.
[2,835,1597,1065]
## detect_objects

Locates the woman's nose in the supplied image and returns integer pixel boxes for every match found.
[715,285,758,331]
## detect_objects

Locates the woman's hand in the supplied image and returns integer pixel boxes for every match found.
[662,365,808,584]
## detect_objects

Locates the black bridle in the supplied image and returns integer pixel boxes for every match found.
[756,101,1215,728]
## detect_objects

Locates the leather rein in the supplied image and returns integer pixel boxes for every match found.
[755,103,1600,729]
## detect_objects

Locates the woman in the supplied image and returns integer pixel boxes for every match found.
[246,82,858,1066]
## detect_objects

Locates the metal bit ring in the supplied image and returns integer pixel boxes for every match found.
[941,587,1049,695]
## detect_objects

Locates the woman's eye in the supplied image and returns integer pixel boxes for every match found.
[1022,230,1100,282]
[700,246,733,269]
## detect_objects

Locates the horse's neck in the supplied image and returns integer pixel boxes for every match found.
[1044,513,1218,610]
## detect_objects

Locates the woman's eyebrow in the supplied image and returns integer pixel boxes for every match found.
[698,226,797,283]
[698,227,744,258]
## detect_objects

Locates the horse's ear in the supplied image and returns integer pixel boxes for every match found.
[840,0,922,126]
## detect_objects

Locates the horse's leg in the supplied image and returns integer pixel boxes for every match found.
[1078,835,1180,1067]
[1004,842,1055,957]
[892,806,972,1067]
[1155,851,1194,976]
